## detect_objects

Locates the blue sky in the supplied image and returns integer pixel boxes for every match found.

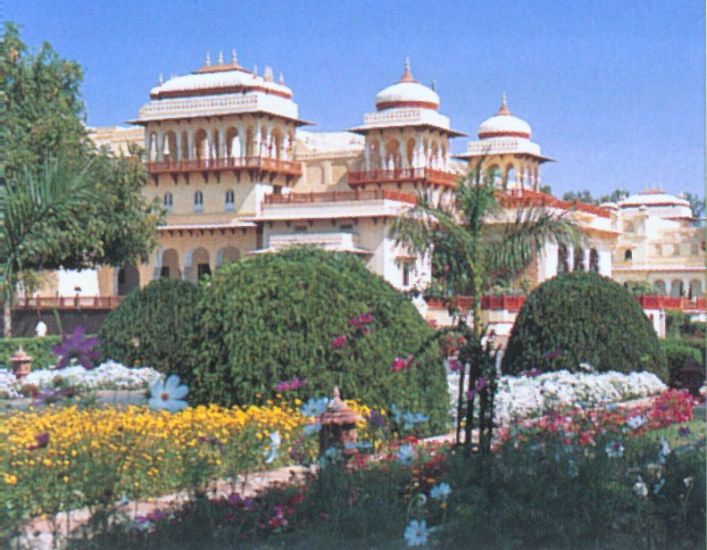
[9,0,705,198]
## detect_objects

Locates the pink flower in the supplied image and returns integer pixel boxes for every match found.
[391,355,414,373]
[275,376,307,392]
[331,335,348,349]
[349,312,375,328]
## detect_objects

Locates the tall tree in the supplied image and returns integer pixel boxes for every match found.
[683,192,705,226]
[0,23,162,335]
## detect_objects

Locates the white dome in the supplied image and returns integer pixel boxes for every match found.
[619,190,690,209]
[374,59,439,110]
[477,96,531,139]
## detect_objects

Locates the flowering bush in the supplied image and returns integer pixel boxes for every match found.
[0,361,162,399]
[445,368,667,424]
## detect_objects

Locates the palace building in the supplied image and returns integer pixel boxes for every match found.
[28,53,705,333]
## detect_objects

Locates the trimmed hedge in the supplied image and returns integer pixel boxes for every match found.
[661,338,703,387]
[192,248,449,432]
[503,272,667,379]
[98,279,201,378]
[0,335,61,371]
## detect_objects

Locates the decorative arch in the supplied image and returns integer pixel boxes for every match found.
[689,279,703,298]
[195,129,209,161]
[225,127,241,159]
[653,279,666,295]
[385,138,401,170]
[670,279,684,298]
[185,247,211,282]
[161,248,181,280]
[117,263,140,295]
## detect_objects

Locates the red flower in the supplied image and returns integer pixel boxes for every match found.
[331,335,347,349]
[391,355,414,373]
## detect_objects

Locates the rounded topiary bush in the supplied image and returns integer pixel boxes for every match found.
[192,248,449,432]
[503,271,667,379]
[661,338,702,387]
[99,278,201,378]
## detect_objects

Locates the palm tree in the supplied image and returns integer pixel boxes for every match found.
[391,164,581,449]
[392,163,580,338]
[0,159,94,337]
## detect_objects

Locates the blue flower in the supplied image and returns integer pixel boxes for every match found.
[404,519,430,547]
[605,440,624,459]
[301,397,329,417]
[653,478,666,495]
[148,375,189,413]
[396,443,415,465]
[430,482,451,501]
[303,423,322,437]
[626,415,646,430]
[264,431,281,464]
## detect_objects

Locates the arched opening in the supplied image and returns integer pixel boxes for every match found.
[148,131,158,162]
[504,164,515,191]
[385,139,401,171]
[670,280,684,298]
[117,263,140,295]
[163,192,173,213]
[190,248,211,281]
[589,248,599,272]
[624,249,632,261]
[161,249,181,280]
[271,127,283,159]
[211,128,221,159]
[406,138,416,169]
[369,140,381,170]
[486,164,501,186]
[216,246,240,268]
[557,243,569,273]
[163,130,178,162]
[226,127,240,159]
[653,279,666,295]
[180,131,189,160]
[689,279,703,298]
[430,140,439,169]
[195,129,209,161]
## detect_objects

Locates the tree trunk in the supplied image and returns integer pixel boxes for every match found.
[3,299,12,339]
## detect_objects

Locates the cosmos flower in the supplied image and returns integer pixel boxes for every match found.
[51,326,100,370]
[404,519,430,547]
[430,482,452,501]
[396,443,415,465]
[349,312,374,328]
[301,397,329,417]
[391,355,414,373]
[331,335,348,349]
[264,431,281,464]
[626,415,646,430]
[148,375,189,412]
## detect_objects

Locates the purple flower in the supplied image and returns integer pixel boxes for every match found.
[543,348,562,361]
[446,358,464,373]
[275,376,307,392]
[27,432,49,450]
[331,335,348,350]
[51,326,100,369]
[367,409,386,428]
[678,426,692,438]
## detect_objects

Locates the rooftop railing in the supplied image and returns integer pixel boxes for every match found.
[347,167,459,188]
[262,189,418,206]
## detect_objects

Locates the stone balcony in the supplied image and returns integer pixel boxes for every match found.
[146,156,302,183]
[347,167,459,189]
[263,231,370,255]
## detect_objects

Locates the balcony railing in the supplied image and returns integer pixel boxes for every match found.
[147,156,302,178]
[263,189,418,206]
[347,168,459,188]
[14,296,125,310]
[427,295,706,312]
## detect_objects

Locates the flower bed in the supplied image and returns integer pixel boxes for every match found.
[0,361,162,399]
[447,368,667,423]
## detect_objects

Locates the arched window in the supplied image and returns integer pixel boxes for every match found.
[558,243,569,273]
[225,190,235,211]
[163,192,173,212]
[624,249,632,261]
[589,248,599,272]
[670,280,684,298]
[194,191,204,212]
[654,280,666,295]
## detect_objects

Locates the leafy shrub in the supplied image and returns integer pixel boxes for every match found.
[0,335,61,370]
[98,279,201,378]
[503,271,667,379]
[661,338,703,387]
[192,248,449,432]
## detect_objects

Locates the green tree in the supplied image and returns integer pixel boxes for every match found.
[683,192,705,226]
[0,23,162,334]
[391,164,579,338]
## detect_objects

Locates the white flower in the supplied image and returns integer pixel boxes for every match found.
[148,374,188,412]
[683,476,694,488]
[430,482,451,501]
[605,441,624,459]
[578,362,594,372]
[633,476,648,498]
[404,519,429,547]
[659,437,671,458]
[396,443,415,465]
[264,431,281,464]
[300,397,329,417]
[626,415,646,430]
